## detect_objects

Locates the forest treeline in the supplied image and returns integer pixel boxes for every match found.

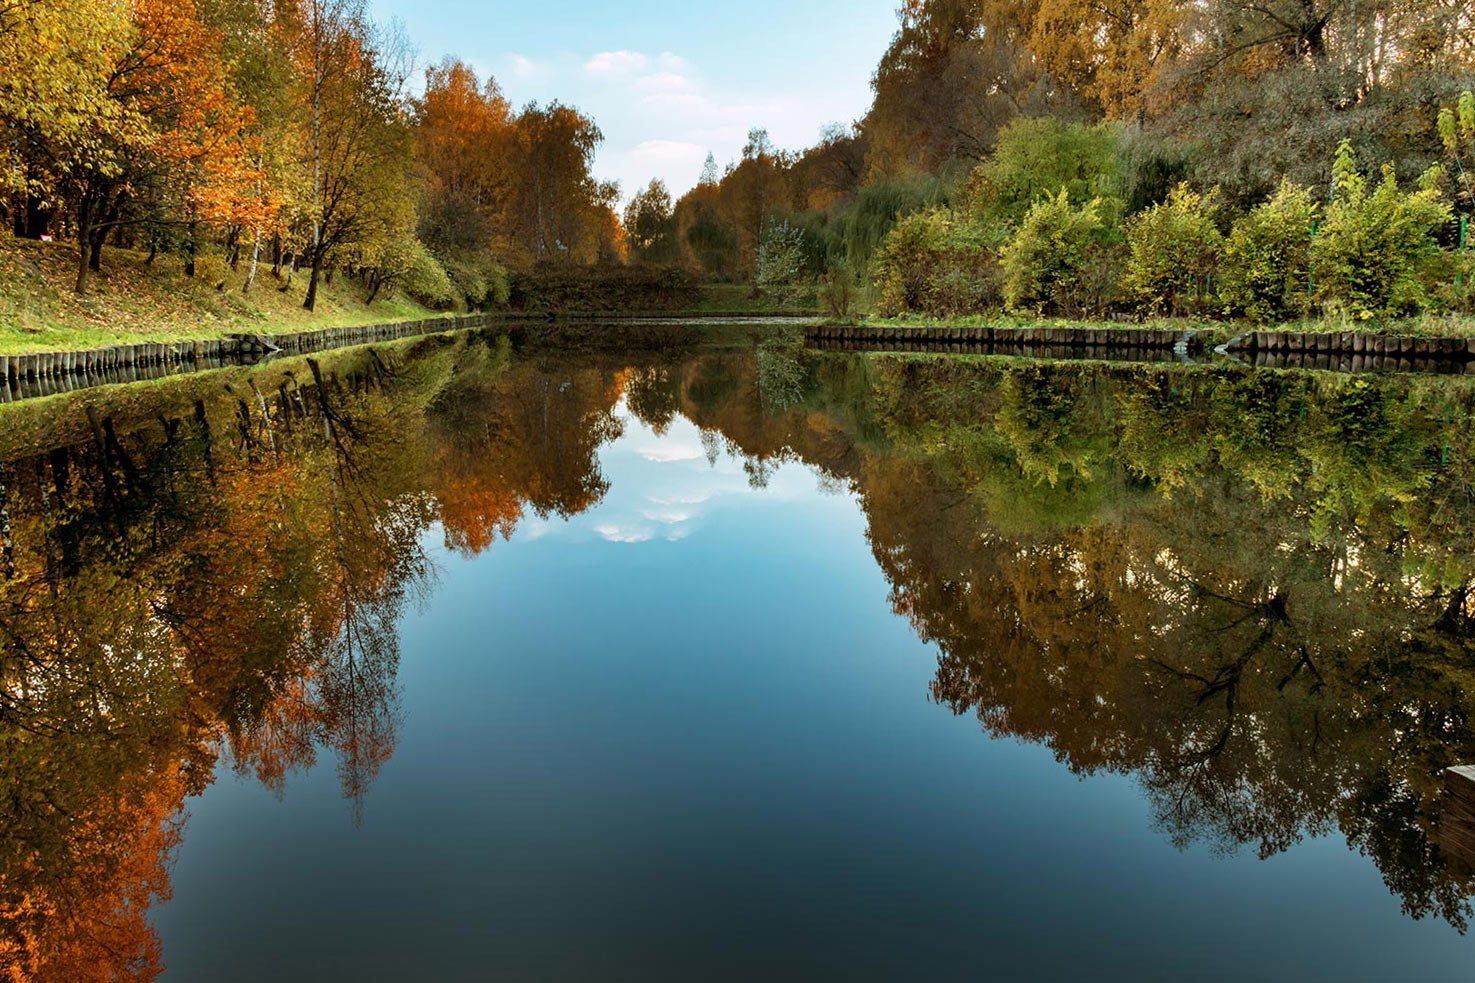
[626,0,1475,323]
[3,0,1474,323]
[0,0,623,310]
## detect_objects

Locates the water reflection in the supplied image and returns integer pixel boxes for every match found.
[3,333,1475,975]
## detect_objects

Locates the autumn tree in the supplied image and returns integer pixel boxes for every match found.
[285,0,414,310]
[623,179,677,265]
[1027,0,1187,123]
[506,101,613,264]
[413,58,515,257]
[4,0,267,293]
[0,0,130,238]
[864,0,1065,179]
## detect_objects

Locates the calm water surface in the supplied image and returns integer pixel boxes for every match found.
[2,328,1475,980]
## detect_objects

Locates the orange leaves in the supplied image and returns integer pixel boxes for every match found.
[1027,0,1189,121]
[122,0,272,228]
[1,764,187,983]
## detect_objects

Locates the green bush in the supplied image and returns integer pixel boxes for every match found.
[508,264,701,312]
[1220,182,1318,323]
[819,263,861,319]
[963,118,1124,230]
[402,241,456,307]
[1123,184,1222,315]
[1001,191,1109,314]
[1311,141,1452,319]
[829,177,945,269]
[444,253,511,309]
[756,220,810,290]
[872,208,997,317]
[1428,246,1475,314]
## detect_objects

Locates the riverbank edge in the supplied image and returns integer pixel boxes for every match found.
[809,323,1475,363]
[0,312,830,402]
[0,313,490,393]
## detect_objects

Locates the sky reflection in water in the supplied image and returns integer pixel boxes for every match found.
[2,336,1474,980]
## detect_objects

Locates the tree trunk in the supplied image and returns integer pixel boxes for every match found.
[0,463,15,581]
[88,226,104,273]
[184,221,198,278]
[74,204,93,295]
[304,250,324,311]
[244,234,261,293]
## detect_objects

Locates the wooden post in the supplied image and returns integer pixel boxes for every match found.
[1441,767,1475,869]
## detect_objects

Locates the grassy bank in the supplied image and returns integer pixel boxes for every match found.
[0,235,441,354]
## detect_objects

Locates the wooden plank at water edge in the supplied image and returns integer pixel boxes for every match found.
[1440,766,1475,869]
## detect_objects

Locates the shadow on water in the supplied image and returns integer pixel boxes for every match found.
[4,330,1475,974]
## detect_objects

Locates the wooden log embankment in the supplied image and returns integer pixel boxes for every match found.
[0,313,498,404]
[1225,330,1475,367]
[805,324,1475,374]
[804,323,1198,356]
[1440,766,1475,870]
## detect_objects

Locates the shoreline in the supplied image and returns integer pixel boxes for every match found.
[10,311,1475,405]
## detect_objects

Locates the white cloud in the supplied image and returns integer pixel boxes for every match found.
[595,524,654,545]
[585,50,650,76]
[627,139,709,175]
[641,509,692,525]
[507,53,544,80]
[637,445,706,463]
[650,494,713,507]
[634,71,695,95]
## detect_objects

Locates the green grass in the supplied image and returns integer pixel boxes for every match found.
[0,234,447,354]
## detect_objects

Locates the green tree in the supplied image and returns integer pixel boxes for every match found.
[1311,141,1451,319]
[962,117,1124,230]
[1000,191,1109,314]
[623,179,677,265]
[1123,184,1223,315]
[1220,182,1318,323]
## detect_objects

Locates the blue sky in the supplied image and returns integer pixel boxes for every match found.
[367,0,899,203]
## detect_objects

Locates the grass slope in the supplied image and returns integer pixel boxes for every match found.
[0,235,440,354]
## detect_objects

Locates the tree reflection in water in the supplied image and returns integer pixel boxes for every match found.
[4,333,1475,976]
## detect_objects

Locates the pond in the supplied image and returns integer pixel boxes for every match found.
[2,326,1475,980]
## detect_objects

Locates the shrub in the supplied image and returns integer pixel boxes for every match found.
[829,177,945,269]
[444,253,511,309]
[1000,191,1108,314]
[962,118,1124,229]
[756,220,810,290]
[819,263,859,319]
[1311,141,1452,319]
[872,208,997,317]
[1220,182,1318,323]
[1123,184,1222,315]
[401,241,456,307]
[508,264,701,312]
[1428,246,1475,314]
